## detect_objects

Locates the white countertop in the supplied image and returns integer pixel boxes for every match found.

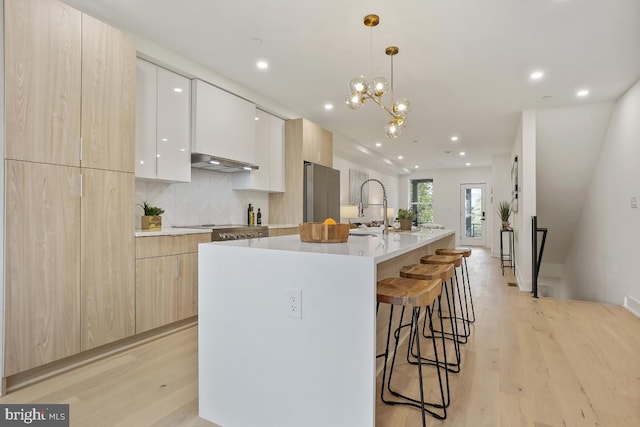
[266,224,299,229]
[203,227,454,264]
[134,227,212,237]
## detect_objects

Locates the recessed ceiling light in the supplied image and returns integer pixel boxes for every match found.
[414,165,419,169]
[577,89,590,97]
[156,154,160,158]
[375,142,382,147]
[161,138,168,142]
[324,103,334,110]
[451,136,459,142]
[384,159,393,165]
[256,60,269,70]
[459,151,466,156]
[139,160,144,165]
[530,71,544,80]
[255,116,260,121]
[179,148,186,152]
[403,168,410,173]
[465,162,471,166]
[209,160,220,165]
[398,155,403,160]
[173,87,183,93]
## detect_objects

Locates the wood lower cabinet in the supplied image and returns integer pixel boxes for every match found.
[81,169,135,350]
[135,234,210,333]
[4,161,81,376]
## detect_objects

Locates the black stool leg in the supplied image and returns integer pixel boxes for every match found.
[463,256,476,323]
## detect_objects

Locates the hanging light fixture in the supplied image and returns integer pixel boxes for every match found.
[345,14,411,139]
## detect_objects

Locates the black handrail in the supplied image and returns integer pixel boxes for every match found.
[531,216,548,298]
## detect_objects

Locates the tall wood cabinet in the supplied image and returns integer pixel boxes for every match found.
[4,0,136,374]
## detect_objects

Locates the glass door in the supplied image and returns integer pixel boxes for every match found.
[460,184,486,246]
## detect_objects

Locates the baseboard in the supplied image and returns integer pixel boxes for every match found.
[623,296,640,319]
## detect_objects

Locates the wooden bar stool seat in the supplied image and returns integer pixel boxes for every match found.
[400,263,453,282]
[436,248,476,324]
[377,277,449,423]
[420,254,462,267]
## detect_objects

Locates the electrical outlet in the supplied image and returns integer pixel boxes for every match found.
[286,288,302,319]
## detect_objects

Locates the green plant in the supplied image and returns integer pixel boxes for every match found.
[497,201,511,222]
[396,208,416,220]
[138,201,165,216]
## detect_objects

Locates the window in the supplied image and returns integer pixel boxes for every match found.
[409,179,434,224]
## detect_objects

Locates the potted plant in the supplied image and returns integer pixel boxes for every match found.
[396,208,416,231]
[139,201,165,230]
[498,201,511,230]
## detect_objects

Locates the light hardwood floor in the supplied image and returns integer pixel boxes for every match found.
[2,248,639,426]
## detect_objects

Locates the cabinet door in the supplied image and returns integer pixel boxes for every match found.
[302,119,333,168]
[136,256,178,333]
[81,14,136,172]
[192,79,256,164]
[135,58,157,179]
[177,253,198,320]
[5,160,81,375]
[157,67,191,182]
[81,168,135,350]
[5,0,82,167]
[268,114,285,192]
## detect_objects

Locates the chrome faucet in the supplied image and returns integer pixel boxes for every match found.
[358,179,389,235]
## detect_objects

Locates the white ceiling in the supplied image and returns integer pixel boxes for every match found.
[65,0,640,176]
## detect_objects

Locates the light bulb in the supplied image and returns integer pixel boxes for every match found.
[345,93,364,110]
[349,76,368,94]
[371,77,388,97]
[395,116,406,128]
[393,98,411,116]
[385,121,401,139]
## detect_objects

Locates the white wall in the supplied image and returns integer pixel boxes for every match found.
[332,157,399,223]
[399,167,492,246]
[490,154,512,257]
[564,79,640,306]
[512,111,536,292]
[135,169,270,227]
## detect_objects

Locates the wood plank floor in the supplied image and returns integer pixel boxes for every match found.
[2,247,639,426]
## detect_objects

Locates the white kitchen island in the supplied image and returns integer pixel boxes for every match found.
[198,227,455,427]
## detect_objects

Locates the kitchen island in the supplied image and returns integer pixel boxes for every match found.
[198,227,455,427]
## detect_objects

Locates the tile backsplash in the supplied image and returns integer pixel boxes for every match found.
[134,168,269,228]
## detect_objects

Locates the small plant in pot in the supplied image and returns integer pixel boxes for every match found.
[498,201,512,230]
[396,208,416,231]
[139,201,165,230]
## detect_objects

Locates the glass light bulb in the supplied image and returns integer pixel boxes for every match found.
[349,76,369,94]
[385,121,401,139]
[393,98,411,116]
[345,93,364,110]
[371,77,388,97]
[395,116,407,128]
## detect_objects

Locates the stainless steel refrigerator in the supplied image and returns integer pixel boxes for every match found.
[303,162,340,222]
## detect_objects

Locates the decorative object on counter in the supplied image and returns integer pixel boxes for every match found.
[498,201,512,230]
[139,201,165,230]
[345,14,410,139]
[358,178,389,234]
[300,220,350,243]
[247,203,255,225]
[340,205,360,229]
[257,208,262,225]
[396,208,416,231]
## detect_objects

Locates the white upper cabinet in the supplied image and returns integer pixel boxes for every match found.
[135,59,191,182]
[233,110,284,192]
[192,79,256,165]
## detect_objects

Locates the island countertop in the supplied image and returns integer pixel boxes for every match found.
[202,227,454,264]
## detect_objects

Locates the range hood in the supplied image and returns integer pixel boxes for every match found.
[191,153,259,173]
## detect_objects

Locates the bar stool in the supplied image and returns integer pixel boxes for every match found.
[378,277,449,423]
[435,247,476,323]
[420,254,470,344]
[399,263,461,373]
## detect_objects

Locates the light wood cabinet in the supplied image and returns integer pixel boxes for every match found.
[81,14,136,173]
[269,227,300,237]
[135,233,210,333]
[4,0,82,166]
[81,169,135,350]
[269,118,333,224]
[135,59,191,182]
[4,161,81,376]
[192,79,256,164]
[233,109,284,192]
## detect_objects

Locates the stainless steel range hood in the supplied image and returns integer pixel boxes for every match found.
[191,153,259,173]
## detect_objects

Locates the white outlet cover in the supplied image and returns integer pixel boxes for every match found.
[286,288,302,319]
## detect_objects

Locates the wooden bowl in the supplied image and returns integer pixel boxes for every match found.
[299,223,350,243]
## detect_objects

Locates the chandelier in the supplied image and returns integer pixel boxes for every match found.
[345,14,410,139]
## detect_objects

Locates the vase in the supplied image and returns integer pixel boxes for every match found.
[142,215,162,230]
[398,218,413,231]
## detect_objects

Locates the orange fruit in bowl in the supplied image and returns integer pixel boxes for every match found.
[323,218,337,225]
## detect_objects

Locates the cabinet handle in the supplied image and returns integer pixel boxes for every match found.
[79,174,83,198]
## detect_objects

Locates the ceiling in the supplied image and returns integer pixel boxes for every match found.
[65,0,640,176]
